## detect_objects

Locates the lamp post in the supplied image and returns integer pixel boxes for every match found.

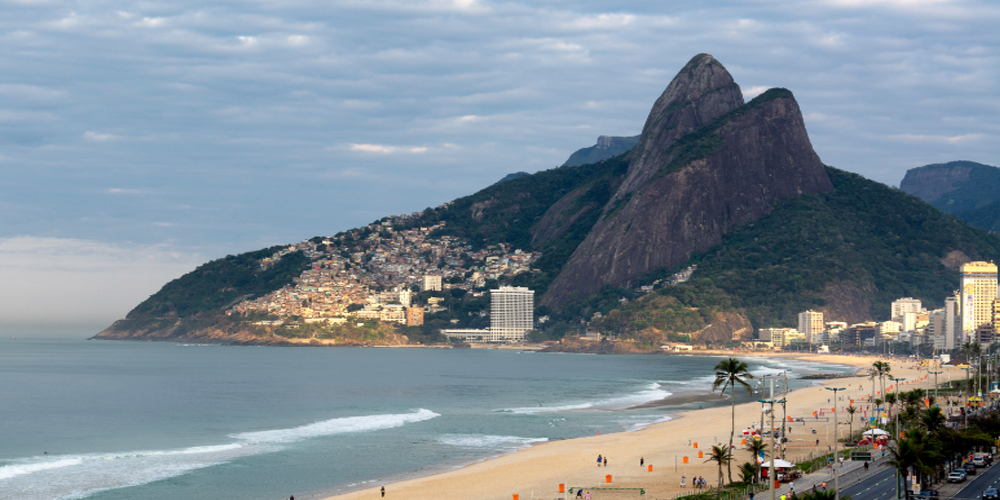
[929,370,943,406]
[961,366,973,428]
[826,387,846,500]
[889,377,906,439]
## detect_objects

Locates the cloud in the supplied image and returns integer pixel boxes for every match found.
[0,236,201,325]
[887,133,985,144]
[106,188,145,194]
[742,86,770,99]
[83,131,119,141]
[136,17,167,27]
[349,143,428,154]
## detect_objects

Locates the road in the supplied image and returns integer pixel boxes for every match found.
[842,461,1000,500]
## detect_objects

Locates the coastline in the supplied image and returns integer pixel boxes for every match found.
[320,353,949,500]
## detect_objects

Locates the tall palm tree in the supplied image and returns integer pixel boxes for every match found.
[706,444,732,495]
[846,406,858,442]
[872,360,891,399]
[713,357,754,483]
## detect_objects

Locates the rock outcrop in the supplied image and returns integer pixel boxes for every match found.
[542,54,834,307]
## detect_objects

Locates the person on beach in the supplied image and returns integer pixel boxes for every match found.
[597,454,602,467]
[640,457,644,467]
[586,492,591,500]
[604,457,609,467]
[577,489,584,498]
[681,475,686,488]
[381,486,385,497]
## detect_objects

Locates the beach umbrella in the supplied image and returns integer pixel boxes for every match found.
[863,429,888,436]
[761,459,795,468]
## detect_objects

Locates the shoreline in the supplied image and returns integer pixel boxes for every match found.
[320,353,937,500]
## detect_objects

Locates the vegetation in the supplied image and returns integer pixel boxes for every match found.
[124,247,310,325]
[590,166,1000,336]
[713,357,754,483]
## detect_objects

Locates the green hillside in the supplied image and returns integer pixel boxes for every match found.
[123,247,310,327]
[587,167,1000,337]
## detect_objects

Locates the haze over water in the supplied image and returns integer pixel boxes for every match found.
[0,333,852,500]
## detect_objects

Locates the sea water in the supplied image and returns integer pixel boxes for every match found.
[0,331,852,500]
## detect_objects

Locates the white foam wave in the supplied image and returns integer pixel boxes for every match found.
[439,434,548,449]
[0,410,439,500]
[231,408,440,443]
[0,458,83,481]
[501,383,671,414]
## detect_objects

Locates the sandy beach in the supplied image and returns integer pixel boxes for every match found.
[322,353,957,500]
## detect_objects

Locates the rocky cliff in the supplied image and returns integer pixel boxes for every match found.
[899,160,1000,232]
[542,55,833,307]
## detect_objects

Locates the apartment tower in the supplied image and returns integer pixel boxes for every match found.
[798,310,824,344]
[960,261,998,343]
[490,286,534,342]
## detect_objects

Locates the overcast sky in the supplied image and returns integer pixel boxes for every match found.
[2,0,998,327]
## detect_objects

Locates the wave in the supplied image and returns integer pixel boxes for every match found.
[500,383,671,414]
[231,408,440,443]
[438,434,548,449]
[0,409,439,500]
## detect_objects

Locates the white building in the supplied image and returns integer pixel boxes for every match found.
[798,310,824,344]
[423,275,442,292]
[399,289,412,307]
[891,297,923,321]
[960,261,998,343]
[490,286,534,342]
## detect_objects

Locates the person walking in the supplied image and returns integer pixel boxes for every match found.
[597,454,602,467]
[640,457,644,467]
[681,475,686,488]
[381,486,385,498]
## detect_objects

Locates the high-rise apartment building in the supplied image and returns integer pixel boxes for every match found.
[490,286,534,342]
[798,310,824,344]
[891,297,922,321]
[960,261,998,343]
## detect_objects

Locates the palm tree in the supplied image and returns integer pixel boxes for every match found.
[706,444,732,495]
[738,461,758,485]
[713,357,754,483]
[846,406,858,442]
[745,437,767,483]
[872,360,891,398]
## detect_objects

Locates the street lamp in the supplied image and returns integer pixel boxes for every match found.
[826,387,846,500]
[961,365,973,428]
[760,393,785,500]
[929,370,943,406]
[889,377,906,439]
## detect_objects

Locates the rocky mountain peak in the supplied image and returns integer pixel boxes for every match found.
[541,56,833,307]
[617,54,745,195]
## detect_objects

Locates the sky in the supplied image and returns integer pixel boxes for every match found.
[1,0,998,327]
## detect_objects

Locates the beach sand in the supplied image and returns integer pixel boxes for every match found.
[322,353,957,500]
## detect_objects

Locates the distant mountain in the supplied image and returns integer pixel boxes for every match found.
[561,135,640,167]
[900,160,1000,231]
[496,172,530,184]
[95,54,1000,347]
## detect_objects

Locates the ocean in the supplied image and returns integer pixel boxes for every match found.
[0,332,853,500]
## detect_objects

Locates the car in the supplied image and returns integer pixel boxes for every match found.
[965,463,978,475]
[949,471,967,483]
[983,488,999,500]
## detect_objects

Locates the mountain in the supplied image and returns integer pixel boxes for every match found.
[900,161,1000,232]
[542,54,834,307]
[95,54,1000,347]
[562,135,640,167]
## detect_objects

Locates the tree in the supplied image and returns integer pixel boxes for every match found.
[706,444,732,495]
[846,406,858,442]
[713,357,754,483]
[744,438,767,484]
